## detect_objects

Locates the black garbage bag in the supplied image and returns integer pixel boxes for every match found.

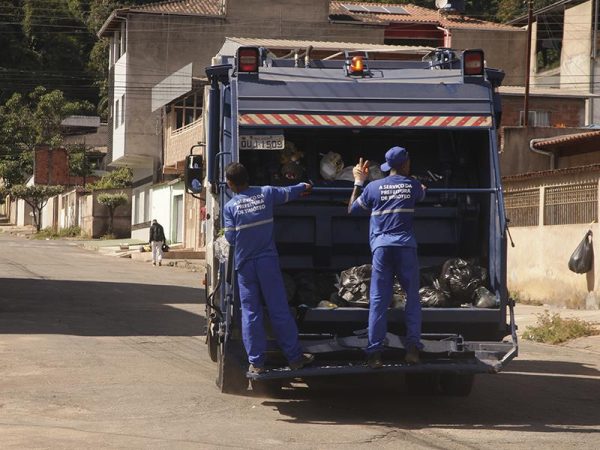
[473,286,497,308]
[293,271,319,307]
[568,230,594,274]
[440,258,487,305]
[419,280,449,307]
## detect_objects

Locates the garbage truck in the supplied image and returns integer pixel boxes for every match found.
[185,46,518,395]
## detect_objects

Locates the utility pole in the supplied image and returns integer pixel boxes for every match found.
[524,0,534,127]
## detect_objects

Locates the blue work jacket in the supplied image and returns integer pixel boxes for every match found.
[350,174,425,251]
[223,184,306,269]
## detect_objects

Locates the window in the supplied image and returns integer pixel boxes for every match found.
[173,92,202,130]
[535,11,563,73]
[115,99,119,129]
[120,22,126,56]
[519,110,550,127]
[121,94,125,125]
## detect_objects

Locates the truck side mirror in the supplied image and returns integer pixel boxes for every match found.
[185,154,204,194]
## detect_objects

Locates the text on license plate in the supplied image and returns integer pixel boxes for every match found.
[240,135,285,150]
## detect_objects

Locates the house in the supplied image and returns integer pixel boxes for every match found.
[501,0,600,308]
[98,0,526,247]
[509,0,600,122]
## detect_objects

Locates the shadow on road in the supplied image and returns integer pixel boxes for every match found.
[0,278,205,336]
[259,358,600,434]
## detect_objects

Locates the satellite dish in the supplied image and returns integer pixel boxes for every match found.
[435,0,465,12]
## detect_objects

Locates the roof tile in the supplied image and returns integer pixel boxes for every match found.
[130,0,224,16]
[330,2,520,31]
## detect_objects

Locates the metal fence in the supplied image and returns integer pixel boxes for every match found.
[544,182,598,225]
[504,188,540,227]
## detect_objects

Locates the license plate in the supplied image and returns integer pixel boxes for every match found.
[240,135,284,150]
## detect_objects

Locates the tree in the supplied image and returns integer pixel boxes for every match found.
[10,184,64,231]
[0,88,92,188]
[97,192,128,235]
[67,143,94,181]
[88,167,133,190]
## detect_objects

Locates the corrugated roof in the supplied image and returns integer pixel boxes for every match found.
[531,130,600,150]
[226,37,432,53]
[503,163,600,181]
[329,2,520,31]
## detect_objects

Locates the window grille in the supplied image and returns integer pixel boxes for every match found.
[544,182,598,225]
[505,189,540,226]
[519,110,550,127]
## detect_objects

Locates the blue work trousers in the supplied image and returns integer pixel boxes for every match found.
[236,256,303,367]
[368,246,422,353]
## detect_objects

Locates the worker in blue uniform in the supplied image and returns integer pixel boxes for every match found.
[223,162,314,374]
[348,147,426,368]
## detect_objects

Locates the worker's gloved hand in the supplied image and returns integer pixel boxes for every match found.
[353,158,369,186]
[301,182,313,196]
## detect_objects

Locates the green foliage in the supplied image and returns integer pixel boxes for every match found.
[10,184,64,230]
[89,167,133,190]
[523,311,599,345]
[67,143,94,178]
[0,88,92,187]
[34,225,83,239]
[97,192,128,209]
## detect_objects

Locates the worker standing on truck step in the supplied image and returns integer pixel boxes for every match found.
[348,147,426,369]
[223,162,315,375]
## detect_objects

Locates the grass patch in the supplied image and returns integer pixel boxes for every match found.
[523,311,599,344]
[34,226,83,239]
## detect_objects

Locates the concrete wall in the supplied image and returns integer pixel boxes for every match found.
[450,28,528,86]
[79,188,132,238]
[149,181,185,244]
[500,127,596,176]
[40,196,58,231]
[59,189,81,229]
[16,199,33,227]
[561,1,593,91]
[508,223,599,309]
[505,171,599,308]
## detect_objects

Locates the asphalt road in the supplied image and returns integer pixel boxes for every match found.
[1,233,599,449]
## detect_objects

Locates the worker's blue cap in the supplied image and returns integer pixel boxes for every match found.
[381,146,409,172]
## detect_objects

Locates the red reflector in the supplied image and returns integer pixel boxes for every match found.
[237,47,259,72]
[464,50,484,76]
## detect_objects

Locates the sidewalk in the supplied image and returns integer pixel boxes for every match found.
[77,238,206,272]
[515,303,600,353]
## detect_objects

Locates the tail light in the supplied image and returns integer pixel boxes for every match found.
[237,47,260,73]
[463,49,484,76]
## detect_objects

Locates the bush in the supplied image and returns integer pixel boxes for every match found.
[88,167,132,190]
[58,225,82,237]
[34,225,83,239]
[523,311,599,345]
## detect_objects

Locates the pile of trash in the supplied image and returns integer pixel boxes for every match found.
[419,258,496,308]
[280,259,496,310]
[319,264,406,309]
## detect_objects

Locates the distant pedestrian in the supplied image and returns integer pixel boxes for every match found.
[149,219,166,266]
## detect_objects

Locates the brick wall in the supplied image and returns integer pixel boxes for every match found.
[501,96,586,128]
[34,146,98,186]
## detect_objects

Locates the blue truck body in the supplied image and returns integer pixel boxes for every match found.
[199,48,517,395]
